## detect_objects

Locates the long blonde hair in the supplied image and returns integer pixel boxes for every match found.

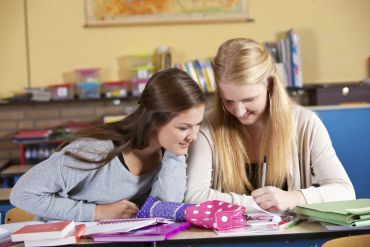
[211,38,294,194]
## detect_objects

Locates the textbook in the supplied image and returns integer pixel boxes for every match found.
[293,199,370,226]
[83,218,163,236]
[92,222,190,242]
[23,224,85,247]
[11,221,75,242]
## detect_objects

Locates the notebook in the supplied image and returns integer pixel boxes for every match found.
[23,224,85,247]
[214,224,281,236]
[92,222,190,242]
[321,222,370,231]
[82,218,164,236]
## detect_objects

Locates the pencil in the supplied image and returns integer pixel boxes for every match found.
[261,156,267,187]
[285,219,302,229]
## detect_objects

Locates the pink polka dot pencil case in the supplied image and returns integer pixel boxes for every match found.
[185,200,246,230]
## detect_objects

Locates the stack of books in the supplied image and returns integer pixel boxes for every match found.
[83,218,190,242]
[7,218,190,245]
[13,129,53,142]
[10,221,85,247]
[293,199,370,227]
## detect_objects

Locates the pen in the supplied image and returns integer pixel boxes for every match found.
[261,156,267,187]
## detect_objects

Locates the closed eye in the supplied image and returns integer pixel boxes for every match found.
[224,100,234,104]
[177,127,188,131]
[242,97,256,103]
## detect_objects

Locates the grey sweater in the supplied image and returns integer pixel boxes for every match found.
[10,139,187,222]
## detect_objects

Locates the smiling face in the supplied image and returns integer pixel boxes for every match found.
[219,82,268,126]
[155,104,205,155]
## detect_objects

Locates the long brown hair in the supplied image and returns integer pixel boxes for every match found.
[58,68,205,167]
[211,38,294,194]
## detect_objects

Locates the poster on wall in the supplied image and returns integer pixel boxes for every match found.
[85,0,249,26]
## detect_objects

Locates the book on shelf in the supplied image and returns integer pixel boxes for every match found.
[92,222,190,242]
[293,198,370,226]
[82,218,164,236]
[23,224,85,247]
[288,29,303,88]
[11,221,75,242]
[184,62,199,87]
[203,60,216,92]
[14,129,53,142]
[175,59,215,93]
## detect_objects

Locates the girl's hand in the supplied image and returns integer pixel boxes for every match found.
[95,199,139,220]
[251,186,306,212]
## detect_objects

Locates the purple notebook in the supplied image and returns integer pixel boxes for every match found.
[92,222,190,242]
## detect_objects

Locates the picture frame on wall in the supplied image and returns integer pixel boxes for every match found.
[85,0,250,26]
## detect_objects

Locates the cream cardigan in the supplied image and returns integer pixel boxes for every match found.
[185,106,355,211]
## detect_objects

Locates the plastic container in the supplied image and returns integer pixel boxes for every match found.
[153,46,172,72]
[129,53,153,68]
[131,65,154,80]
[129,53,154,81]
[76,82,101,99]
[102,81,128,98]
[131,79,148,97]
[49,83,74,100]
[75,68,100,83]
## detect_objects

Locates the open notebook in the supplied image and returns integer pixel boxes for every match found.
[214,200,289,236]
[82,218,168,236]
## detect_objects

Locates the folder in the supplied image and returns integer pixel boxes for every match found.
[92,222,190,242]
[293,199,370,226]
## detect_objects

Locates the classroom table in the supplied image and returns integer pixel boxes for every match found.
[0,188,12,224]
[0,165,32,187]
[0,159,10,175]
[0,165,32,178]
[75,221,370,247]
[0,188,11,205]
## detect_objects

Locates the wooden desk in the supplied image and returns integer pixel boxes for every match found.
[74,221,370,246]
[158,222,370,246]
[0,188,11,204]
[0,159,10,171]
[0,165,32,187]
[0,188,12,224]
[0,165,32,178]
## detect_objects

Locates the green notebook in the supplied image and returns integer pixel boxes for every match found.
[293,199,370,226]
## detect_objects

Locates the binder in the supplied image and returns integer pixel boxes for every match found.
[293,199,370,226]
